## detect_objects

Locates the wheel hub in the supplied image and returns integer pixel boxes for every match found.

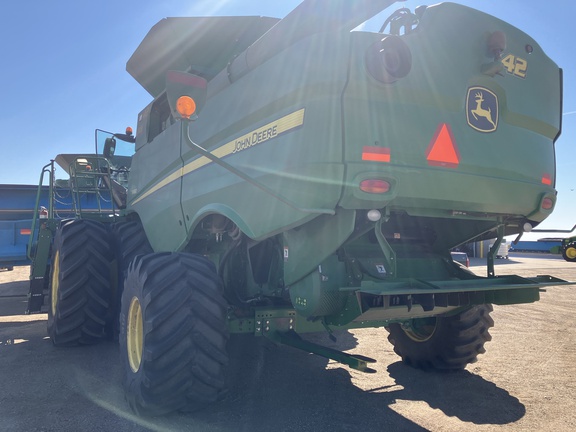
[127,296,144,373]
[401,317,437,342]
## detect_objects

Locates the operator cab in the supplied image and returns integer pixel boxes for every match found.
[96,127,135,164]
[95,128,136,208]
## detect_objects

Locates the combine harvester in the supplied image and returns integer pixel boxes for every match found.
[25,0,573,415]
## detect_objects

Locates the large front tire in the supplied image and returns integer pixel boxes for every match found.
[120,252,229,416]
[47,219,113,346]
[386,305,494,370]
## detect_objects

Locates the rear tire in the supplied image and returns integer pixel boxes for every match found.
[47,219,113,346]
[111,220,153,289]
[386,304,494,370]
[120,252,229,416]
[109,220,153,336]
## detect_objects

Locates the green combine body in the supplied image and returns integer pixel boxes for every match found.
[26,0,571,415]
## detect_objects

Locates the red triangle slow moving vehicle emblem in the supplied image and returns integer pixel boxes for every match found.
[426,123,460,168]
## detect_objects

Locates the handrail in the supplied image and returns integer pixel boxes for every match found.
[27,160,54,260]
[68,155,117,218]
[532,224,576,234]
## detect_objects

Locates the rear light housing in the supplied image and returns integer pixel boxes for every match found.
[541,197,554,210]
[359,179,391,194]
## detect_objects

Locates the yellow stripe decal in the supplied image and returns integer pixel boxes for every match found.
[132,169,183,205]
[131,109,305,206]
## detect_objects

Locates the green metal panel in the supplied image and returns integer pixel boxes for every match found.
[179,32,352,242]
[128,125,188,251]
[340,3,560,227]
[128,3,561,255]
[282,209,356,286]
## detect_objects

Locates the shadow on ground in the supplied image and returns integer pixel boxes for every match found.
[386,362,525,425]
[148,332,525,432]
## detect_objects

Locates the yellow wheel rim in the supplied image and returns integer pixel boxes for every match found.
[566,247,576,260]
[401,317,437,342]
[51,250,60,316]
[127,296,144,373]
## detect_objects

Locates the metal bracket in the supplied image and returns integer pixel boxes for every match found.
[267,330,377,373]
[488,225,504,278]
[374,218,397,277]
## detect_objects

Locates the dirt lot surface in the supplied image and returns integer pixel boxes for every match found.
[1,253,575,431]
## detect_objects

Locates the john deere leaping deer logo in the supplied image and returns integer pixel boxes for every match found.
[466,87,498,132]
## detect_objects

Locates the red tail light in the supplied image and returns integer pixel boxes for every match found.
[542,197,554,210]
[360,179,390,194]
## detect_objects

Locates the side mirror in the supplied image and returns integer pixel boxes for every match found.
[103,137,116,158]
[166,71,207,120]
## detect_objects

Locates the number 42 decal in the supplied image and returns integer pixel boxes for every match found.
[501,54,528,79]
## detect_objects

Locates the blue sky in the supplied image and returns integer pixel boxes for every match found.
[0,0,574,239]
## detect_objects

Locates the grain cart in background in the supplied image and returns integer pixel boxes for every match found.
[559,236,576,261]
[27,0,572,416]
[0,183,114,271]
[532,224,576,261]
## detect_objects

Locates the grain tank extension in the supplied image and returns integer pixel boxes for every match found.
[27,0,572,416]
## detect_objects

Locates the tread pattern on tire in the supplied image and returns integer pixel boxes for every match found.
[109,220,153,333]
[111,220,154,281]
[120,252,229,416]
[48,219,113,346]
[386,304,494,371]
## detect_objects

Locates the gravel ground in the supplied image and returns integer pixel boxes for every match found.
[1,253,575,431]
